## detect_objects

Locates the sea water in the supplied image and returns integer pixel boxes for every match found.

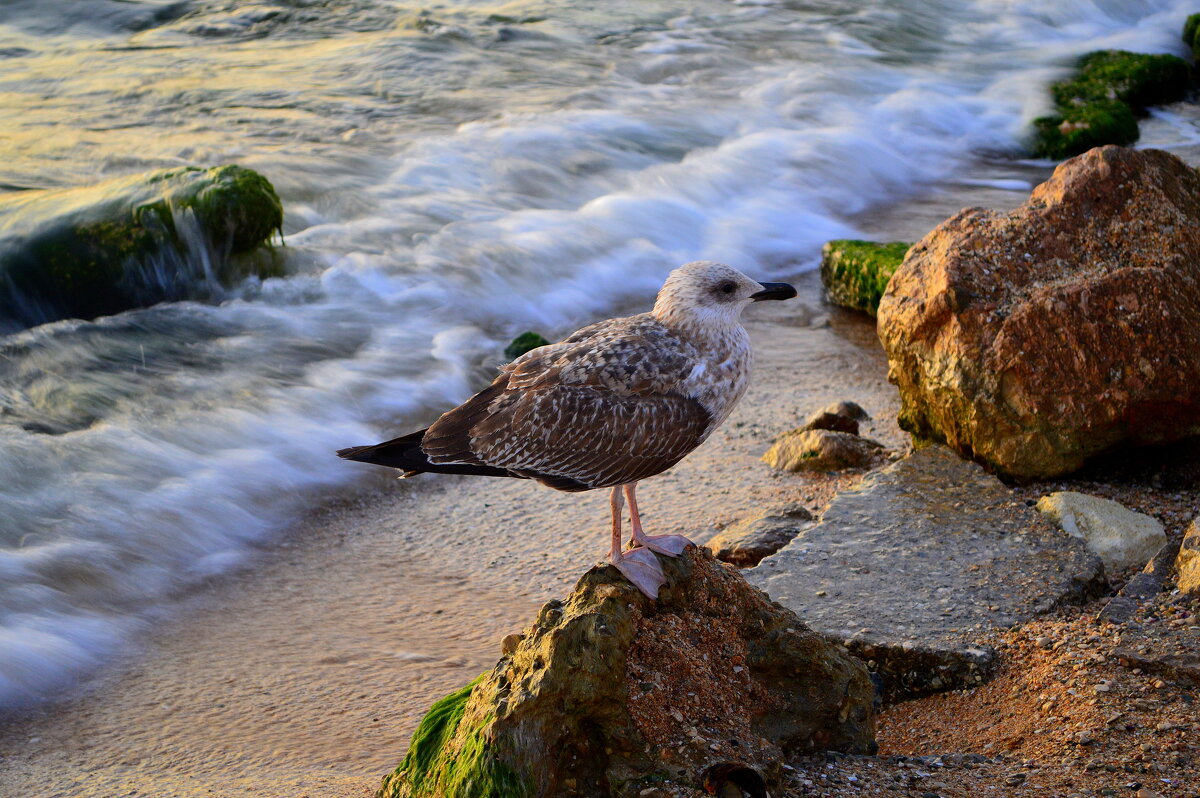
[0,0,1194,711]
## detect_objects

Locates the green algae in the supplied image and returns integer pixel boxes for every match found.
[1032,50,1191,159]
[819,239,910,316]
[1032,100,1139,161]
[1051,50,1190,109]
[1186,13,1200,57]
[0,165,283,329]
[378,676,529,798]
[503,331,550,361]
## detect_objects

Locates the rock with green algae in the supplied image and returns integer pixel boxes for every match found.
[819,239,910,316]
[1032,50,1191,159]
[0,165,283,330]
[503,331,550,362]
[1186,13,1200,57]
[378,547,875,798]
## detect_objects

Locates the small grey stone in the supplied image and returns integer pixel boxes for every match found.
[706,504,813,567]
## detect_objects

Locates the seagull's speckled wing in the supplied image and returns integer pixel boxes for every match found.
[419,314,712,491]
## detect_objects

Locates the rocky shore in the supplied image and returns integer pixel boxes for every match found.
[375,145,1200,798]
[1,145,1197,798]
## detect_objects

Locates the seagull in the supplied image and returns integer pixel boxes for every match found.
[337,261,796,598]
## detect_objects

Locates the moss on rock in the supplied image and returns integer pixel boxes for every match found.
[1051,50,1190,109]
[378,676,529,798]
[503,331,550,361]
[377,548,875,798]
[1032,50,1191,159]
[0,164,283,330]
[819,239,910,316]
[1185,13,1200,57]
[1032,100,1139,160]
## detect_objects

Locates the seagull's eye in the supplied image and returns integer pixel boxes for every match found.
[719,282,736,295]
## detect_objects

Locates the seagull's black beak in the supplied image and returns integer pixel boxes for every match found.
[750,281,797,302]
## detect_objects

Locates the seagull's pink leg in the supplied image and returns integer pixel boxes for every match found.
[607,484,665,598]
[625,482,693,556]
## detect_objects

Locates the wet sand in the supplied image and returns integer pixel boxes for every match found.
[0,177,1040,798]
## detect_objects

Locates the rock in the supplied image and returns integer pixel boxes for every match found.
[823,400,870,422]
[800,401,871,435]
[761,429,884,473]
[1032,51,1190,159]
[0,165,283,331]
[705,504,814,567]
[1099,540,1181,624]
[503,331,550,361]
[1186,13,1200,57]
[1036,492,1167,574]
[819,239,911,316]
[378,547,875,798]
[748,446,1103,701]
[1115,649,1200,687]
[1177,516,1200,597]
[801,412,858,435]
[878,146,1200,479]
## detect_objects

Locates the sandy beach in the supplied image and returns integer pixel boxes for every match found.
[0,173,1050,798]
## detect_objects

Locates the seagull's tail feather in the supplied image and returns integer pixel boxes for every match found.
[336,429,514,478]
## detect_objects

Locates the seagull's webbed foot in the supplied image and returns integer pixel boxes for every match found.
[633,533,694,557]
[609,546,666,599]
[623,482,693,558]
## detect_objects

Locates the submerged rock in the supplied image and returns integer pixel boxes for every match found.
[705,503,813,567]
[878,146,1200,479]
[1186,13,1200,58]
[748,446,1103,701]
[1036,492,1168,574]
[819,239,910,316]
[503,331,550,361]
[762,428,883,472]
[1177,517,1200,597]
[1032,50,1190,159]
[0,165,283,330]
[379,547,875,798]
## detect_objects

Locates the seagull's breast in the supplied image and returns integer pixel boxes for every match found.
[679,326,752,439]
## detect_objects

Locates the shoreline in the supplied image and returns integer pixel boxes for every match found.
[0,165,1047,798]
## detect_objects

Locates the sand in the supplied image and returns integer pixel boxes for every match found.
[0,170,1047,798]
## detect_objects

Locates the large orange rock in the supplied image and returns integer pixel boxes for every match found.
[878,146,1200,478]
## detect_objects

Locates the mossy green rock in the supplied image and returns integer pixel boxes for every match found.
[503,331,550,361]
[1032,100,1139,161]
[1033,50,1191,159]
[379,547,875,798]
[1185,13,1200,57]
[0,165,283,330]
[819,239,910,316]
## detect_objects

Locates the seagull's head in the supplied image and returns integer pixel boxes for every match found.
[652,261,796,333]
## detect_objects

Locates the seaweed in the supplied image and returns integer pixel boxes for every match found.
[378,675,529,798]
[504,331,551,361]
[1032,49,1191,159]
[819,239,911,316]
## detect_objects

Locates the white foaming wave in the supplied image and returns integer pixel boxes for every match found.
[3,0,1198,712]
